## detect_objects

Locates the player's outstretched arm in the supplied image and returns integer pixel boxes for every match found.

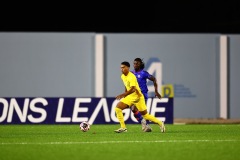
[149,76,162,99]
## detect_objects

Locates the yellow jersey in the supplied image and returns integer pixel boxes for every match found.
[121,71,142,99]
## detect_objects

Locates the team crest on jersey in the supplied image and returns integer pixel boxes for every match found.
[137,74,141,78]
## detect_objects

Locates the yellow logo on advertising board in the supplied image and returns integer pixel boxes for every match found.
[161,84,174,98]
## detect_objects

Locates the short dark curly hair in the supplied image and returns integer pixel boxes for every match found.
[121,61,130,67]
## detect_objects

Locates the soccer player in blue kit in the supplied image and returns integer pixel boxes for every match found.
[131,58,162,132]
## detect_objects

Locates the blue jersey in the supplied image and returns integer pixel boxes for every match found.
[131,70,152,100]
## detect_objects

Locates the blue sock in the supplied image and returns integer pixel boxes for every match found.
[133,110,143,124]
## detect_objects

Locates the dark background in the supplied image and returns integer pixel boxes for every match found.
[1,2,240,33]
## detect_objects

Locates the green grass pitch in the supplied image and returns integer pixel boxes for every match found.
[0,124,240,160]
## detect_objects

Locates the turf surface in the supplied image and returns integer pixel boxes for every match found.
[0,124,240,160]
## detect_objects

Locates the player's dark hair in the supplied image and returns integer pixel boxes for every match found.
[121,61,130,67]
[134,58,145,69]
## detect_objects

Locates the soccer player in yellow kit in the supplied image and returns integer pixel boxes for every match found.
[114,61,165,133]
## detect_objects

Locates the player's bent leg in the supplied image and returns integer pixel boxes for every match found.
[141,112,165,133]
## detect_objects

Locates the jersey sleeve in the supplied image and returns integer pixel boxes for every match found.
[143,70,152,79]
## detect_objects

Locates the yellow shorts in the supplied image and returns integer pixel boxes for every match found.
[120,95,147,111]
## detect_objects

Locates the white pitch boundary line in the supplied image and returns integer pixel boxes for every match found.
[0,140,239,145]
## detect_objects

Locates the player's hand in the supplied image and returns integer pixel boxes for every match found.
[155,92,162,99]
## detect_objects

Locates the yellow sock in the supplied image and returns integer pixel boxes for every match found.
[142,114,163,127]
[115,107,126,129]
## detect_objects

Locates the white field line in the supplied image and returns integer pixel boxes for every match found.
[0,140,239,145]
